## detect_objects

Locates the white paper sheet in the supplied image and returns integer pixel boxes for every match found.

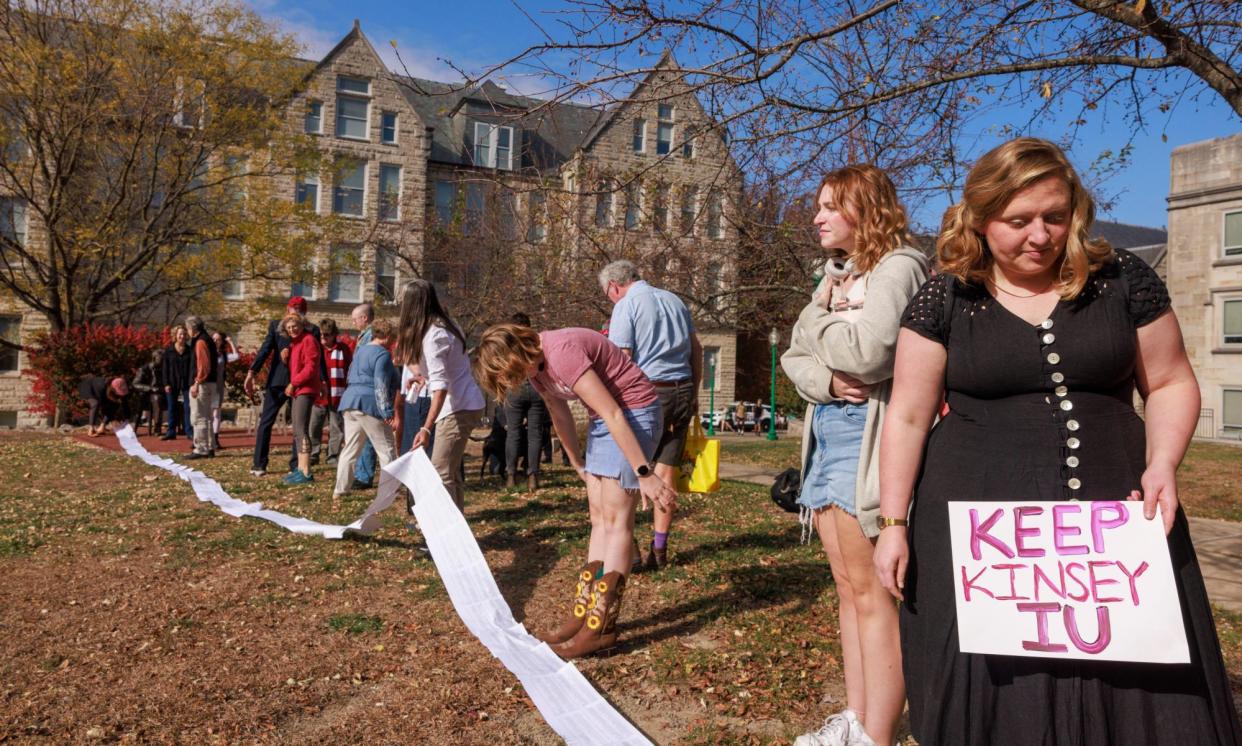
[112,425,653,744]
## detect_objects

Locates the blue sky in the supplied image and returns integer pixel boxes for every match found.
[248,1,1240,232]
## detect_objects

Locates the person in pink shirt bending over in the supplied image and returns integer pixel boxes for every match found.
[474,324,677,659]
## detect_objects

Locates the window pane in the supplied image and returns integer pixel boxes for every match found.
[708,196,723,239]
[682,140,694,158]
[625,182,641,230]
[680,187,697,233]
[434,181,455,225]
[375,247,398,303]
[526,191,546,242]
[595,182,612,227]
[473,122,492,167]
[702,346,719,391]
[333,161,365,216]
[0,315,19,372]
[1226,212,1242,252]
[1226,300,1242,342]
[295,179,318,211]
[464,183,484,235]
[329,246,361,302]
[222,279,244,300]
[632,119,645,152]
[658,103,673,120]
[304,102,321,134]
[336,97,368,139]
[0,198,27,245]
[657,122,672,155]
[1225,390,1242,428]
[337,76,369,95]
[496,127,512,170]
[381,112,397,143]
[653,184,669,229]
[379,164,400,221]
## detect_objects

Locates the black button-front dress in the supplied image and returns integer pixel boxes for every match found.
[898,249,1242,745]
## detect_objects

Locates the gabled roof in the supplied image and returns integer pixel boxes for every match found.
[396,75,600,169]
[301,20,387,85]
[578,50,676,151]
[1091,220,1167,250]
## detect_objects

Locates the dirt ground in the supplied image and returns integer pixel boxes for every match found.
[0,431,1238,744]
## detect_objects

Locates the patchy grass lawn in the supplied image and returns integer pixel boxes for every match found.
[0,431,1237,744]
[714,432,803,470]
[1180,441,1242,522]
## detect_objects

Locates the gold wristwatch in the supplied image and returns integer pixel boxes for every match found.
[876,515,909,531]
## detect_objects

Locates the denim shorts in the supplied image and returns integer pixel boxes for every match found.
[585,402,663,490]
[798,401,867,514]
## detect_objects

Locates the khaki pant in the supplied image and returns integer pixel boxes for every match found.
[335,410,396,496]
[189,382,218,455]
[431,408,483,510]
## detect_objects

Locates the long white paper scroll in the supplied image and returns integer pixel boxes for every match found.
[948,500,1189,664]
[112,425,653,744]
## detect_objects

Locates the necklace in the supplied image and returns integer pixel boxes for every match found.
[988,276,1055,299]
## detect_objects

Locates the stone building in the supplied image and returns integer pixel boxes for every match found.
[0,22,742,425]
[1166,132,1242,438]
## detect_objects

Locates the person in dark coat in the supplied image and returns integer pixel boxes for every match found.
[133,349,164,436]
[160,325,193,440]
[243,296,324,476]
[79,376,132,436]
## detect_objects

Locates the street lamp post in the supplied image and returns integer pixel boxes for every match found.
[707,358,716,436]
[767,328,779,441]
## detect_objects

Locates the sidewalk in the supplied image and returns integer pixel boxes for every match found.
[720,459,1242,613]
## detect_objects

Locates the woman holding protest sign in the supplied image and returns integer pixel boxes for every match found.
[781,164,929,746]
[874,137,1241,744]
[473,324,676,659]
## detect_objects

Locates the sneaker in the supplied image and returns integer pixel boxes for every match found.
[249,468,267,477]
[159,433,175,441]
[350,479,374,491]
[187,451,212,460]
[794,710,858,746]
[282,470,313,485]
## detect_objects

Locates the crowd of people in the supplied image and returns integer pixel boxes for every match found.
[75,135,1241,743]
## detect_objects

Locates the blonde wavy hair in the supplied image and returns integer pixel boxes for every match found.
[280,311,305,337]
[818,164,913,274]
[473,323,543,401]
[937,137,1114,299]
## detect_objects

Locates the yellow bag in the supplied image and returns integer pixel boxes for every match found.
[677,419,720,493]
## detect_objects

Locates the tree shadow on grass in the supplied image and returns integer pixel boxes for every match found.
[618,559,833,652]
[666,524,803,566]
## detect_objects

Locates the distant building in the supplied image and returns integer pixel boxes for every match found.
[0,22,742,426]
[1166,132,1242,439]
[1092,220,1167,277]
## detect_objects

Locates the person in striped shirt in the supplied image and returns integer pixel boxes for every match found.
[309,318,353,467]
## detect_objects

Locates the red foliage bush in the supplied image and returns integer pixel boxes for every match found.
[222,350,263,405]
[24,324,169,418]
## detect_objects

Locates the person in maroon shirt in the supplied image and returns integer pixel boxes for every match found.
[474,324,676,659]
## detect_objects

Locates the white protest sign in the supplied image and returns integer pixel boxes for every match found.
[947,500,1189,664]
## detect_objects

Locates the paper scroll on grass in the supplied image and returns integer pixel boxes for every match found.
[947,500,1189,664]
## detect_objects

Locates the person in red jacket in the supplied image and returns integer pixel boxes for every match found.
[282,312,323,485]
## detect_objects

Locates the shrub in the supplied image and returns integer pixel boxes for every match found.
[24,324,169,419]
[222,351,263,405]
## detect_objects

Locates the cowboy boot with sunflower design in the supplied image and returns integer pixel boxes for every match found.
[554,570,626,659]
[536,560,604,645]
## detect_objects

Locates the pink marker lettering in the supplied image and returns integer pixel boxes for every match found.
[993,563,1031,601]
[969,508,1014,561]
[1013,506,1046,558]
[1087,560,1122,603]
[1065,562,1091,602]
[1053,504,1089,556]
[1017,602,1069,653]
[1064,604,1112,654]
[1116,560,1150,606]
[960,565,993,602]
[1032,562,1066,602]
[1090,502,1129,553]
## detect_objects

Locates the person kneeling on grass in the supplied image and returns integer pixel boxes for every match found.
[333,318,399,505]
[474,324,677,659]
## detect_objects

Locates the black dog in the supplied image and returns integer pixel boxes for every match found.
[477,410,508,478]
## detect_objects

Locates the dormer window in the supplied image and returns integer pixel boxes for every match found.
[473,122,513,170]
[337,76,370,96]
[657,104,674,155]
[336,76,370,141]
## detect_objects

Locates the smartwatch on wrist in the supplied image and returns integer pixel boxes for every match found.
[634,463,652,478]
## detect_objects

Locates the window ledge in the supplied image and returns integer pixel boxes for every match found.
[1212,256,1242,268]
[336,135,370,143]
[1210,347,1242,355]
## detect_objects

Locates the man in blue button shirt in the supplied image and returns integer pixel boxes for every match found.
[600,260,702,570]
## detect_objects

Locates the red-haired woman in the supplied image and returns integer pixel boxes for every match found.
[782,164,929,746]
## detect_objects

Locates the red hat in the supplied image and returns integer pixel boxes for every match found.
[287,296,307,313]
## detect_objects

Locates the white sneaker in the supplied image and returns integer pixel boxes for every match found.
[249,468,266,477]
[793,709,858,746]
